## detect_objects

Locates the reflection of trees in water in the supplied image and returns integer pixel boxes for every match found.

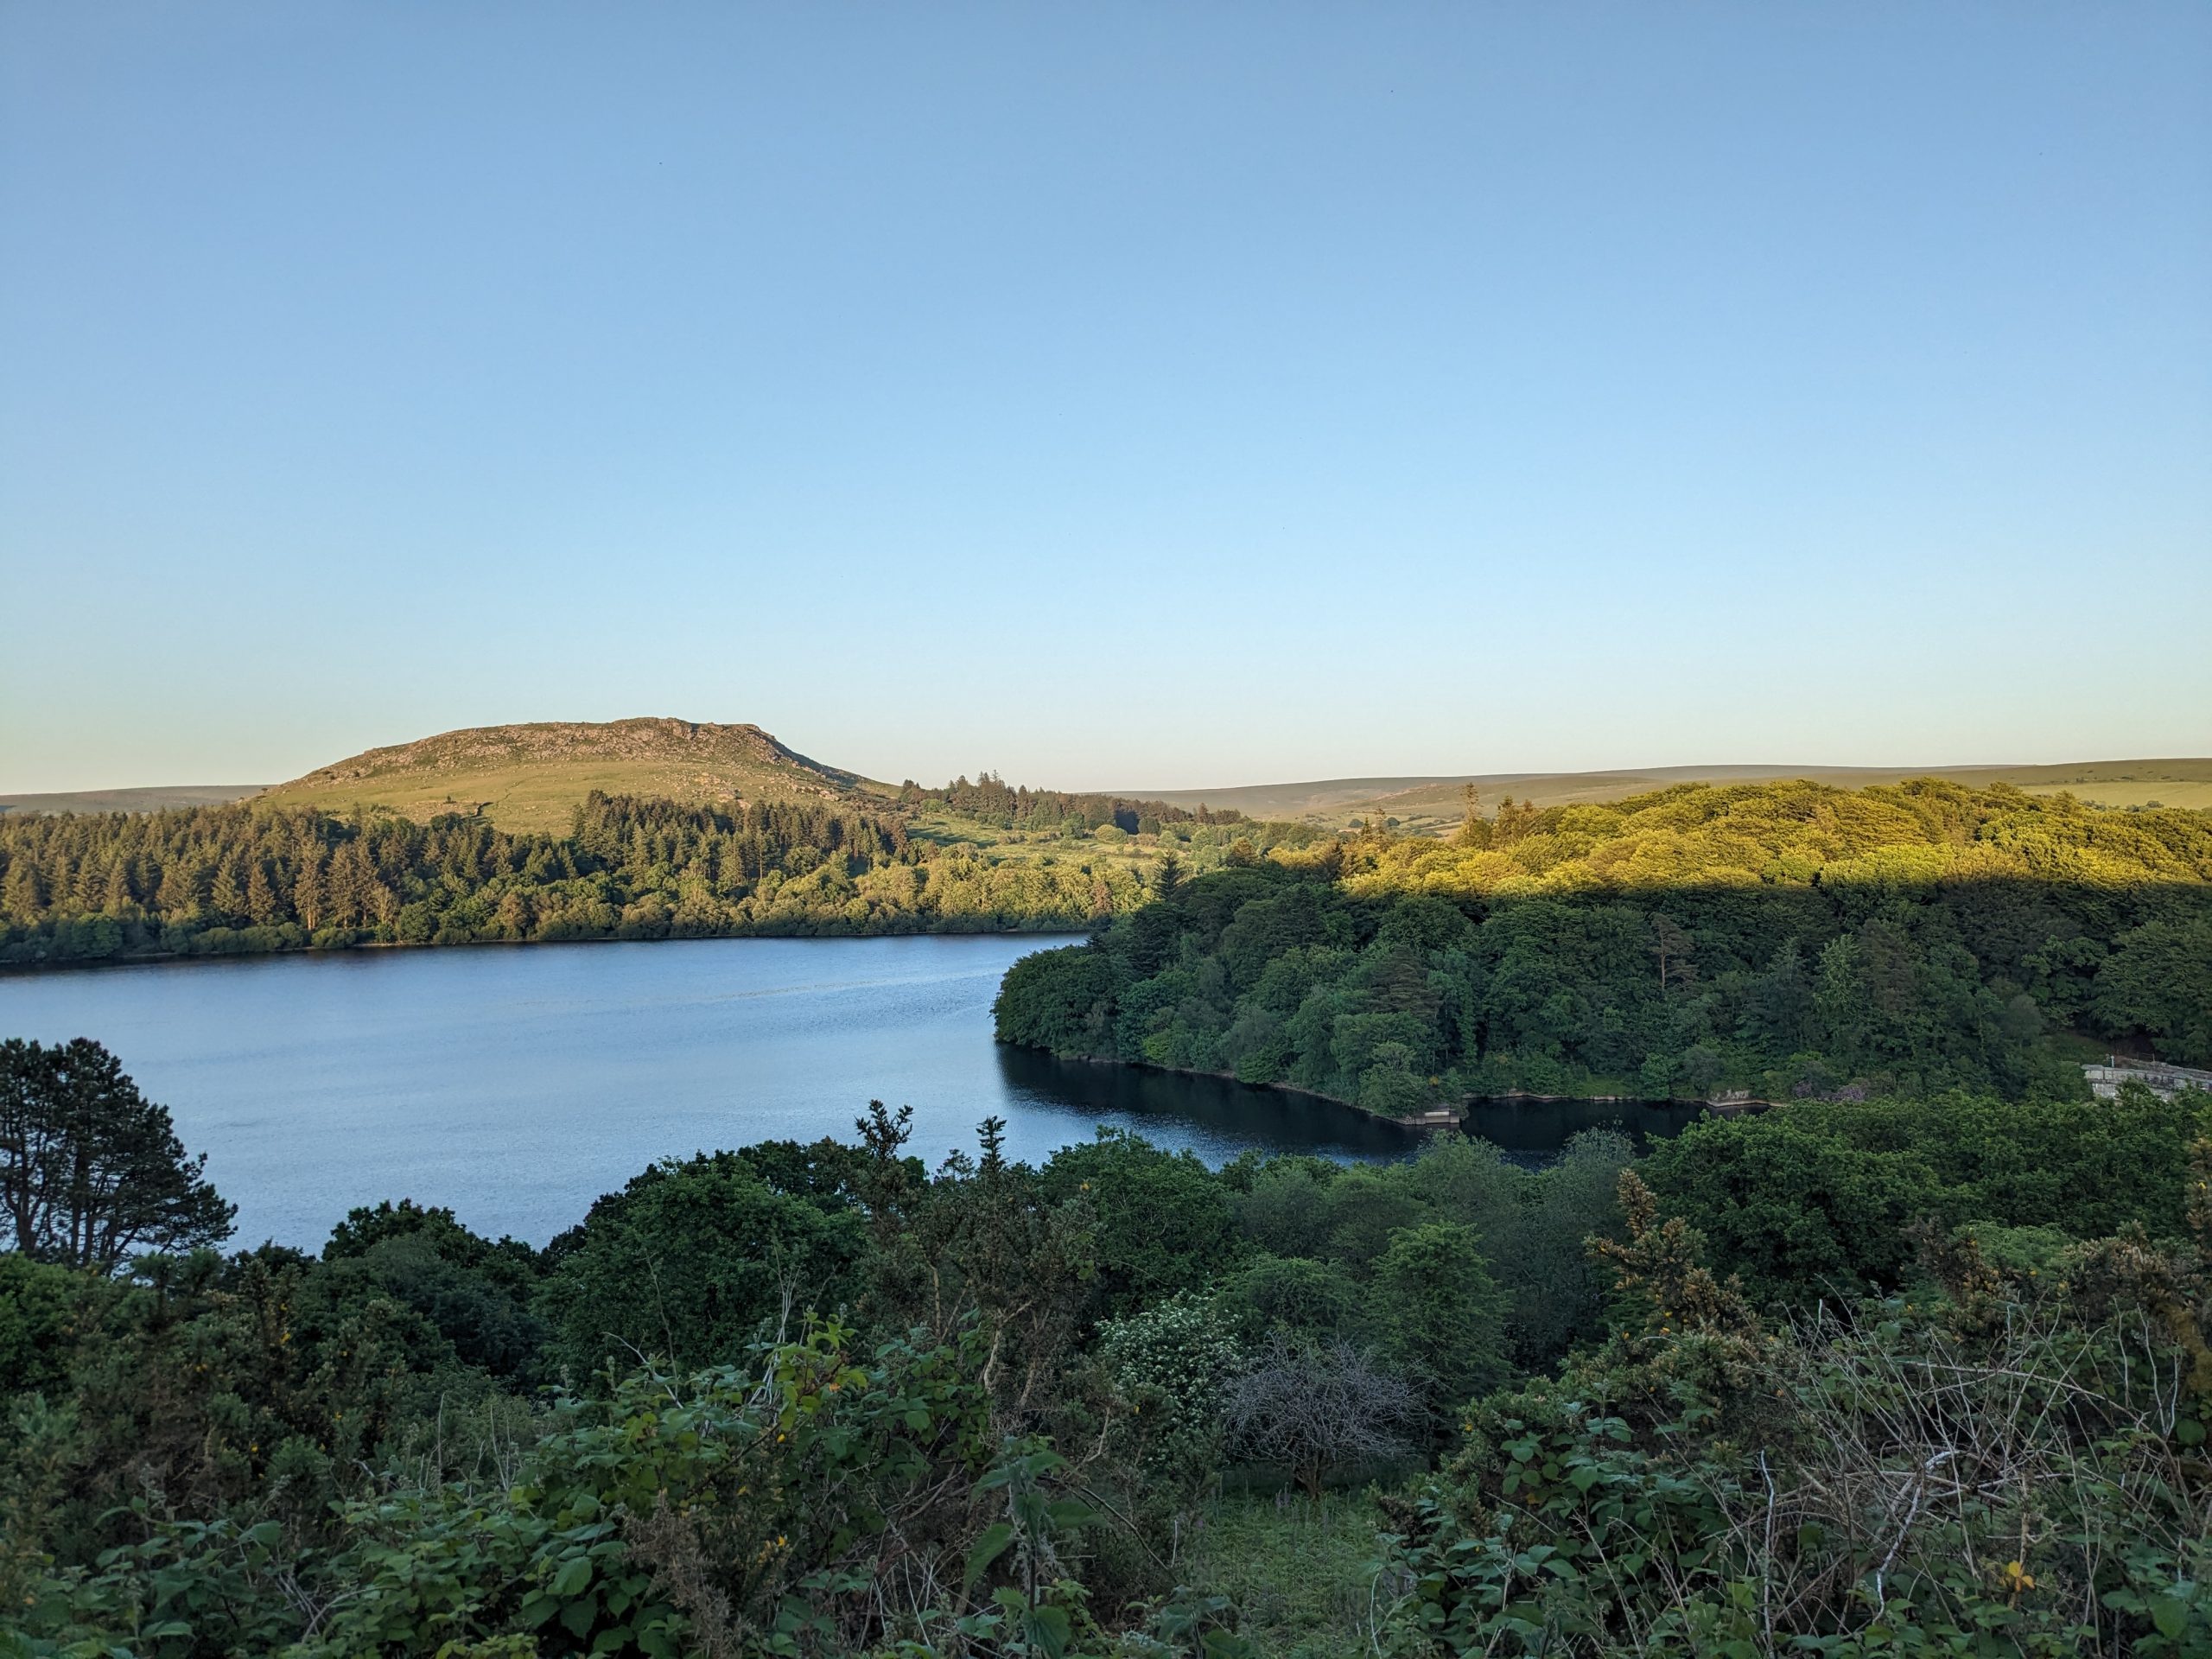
[995,1047,1710,1166]
[993,1046,1424,1160]
[1462,1096,1707,1159]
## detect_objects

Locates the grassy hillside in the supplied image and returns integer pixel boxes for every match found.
[1135,757,2212,832]
[1125,776,1475,820]
[255,718,886,831]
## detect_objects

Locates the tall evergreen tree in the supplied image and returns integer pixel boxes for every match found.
[0,1038,234,1269]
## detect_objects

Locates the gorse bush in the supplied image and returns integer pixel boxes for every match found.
[17,1322,1013,1657]
[1382,1159,2212,1657]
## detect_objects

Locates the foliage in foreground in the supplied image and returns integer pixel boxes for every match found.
[3,1041,2209,1656]
[1384,1161,2212,1656]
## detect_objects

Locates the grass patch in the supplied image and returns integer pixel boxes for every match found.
[1178,1491,1394,1659]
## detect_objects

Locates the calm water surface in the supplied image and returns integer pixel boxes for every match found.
[0,935,1424,1249]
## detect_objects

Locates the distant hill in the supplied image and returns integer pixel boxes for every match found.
[1122,777,1474,821]
[1131,758,2212,830]
[256,718,887,831]
[20,733,2210,836]
[0,785,265,817]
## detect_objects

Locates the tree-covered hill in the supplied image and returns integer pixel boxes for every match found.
[0,787,1302,965]
[248,718,1268,838]
[1122,757,2212,830]
[995,779,2212,1109]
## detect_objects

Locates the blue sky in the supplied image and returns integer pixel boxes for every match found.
[3,3,2208,792]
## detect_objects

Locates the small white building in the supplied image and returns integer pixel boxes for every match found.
[2083,1058,2212,1101]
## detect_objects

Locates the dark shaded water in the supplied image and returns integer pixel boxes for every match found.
[1463,1096,1709,1158]
[0,935,1431,1249]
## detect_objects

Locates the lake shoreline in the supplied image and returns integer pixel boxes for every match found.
[1001,1046,1737,1129]
[0,934,1418,1249]
[0,918,1100,976]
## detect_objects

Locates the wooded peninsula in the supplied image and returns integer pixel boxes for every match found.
[995,778,2212,1106]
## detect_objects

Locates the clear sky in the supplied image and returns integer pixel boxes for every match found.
[3,3,2208,793]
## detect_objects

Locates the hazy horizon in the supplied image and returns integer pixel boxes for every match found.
[4,714,2209,803]
[5,4,2209,792]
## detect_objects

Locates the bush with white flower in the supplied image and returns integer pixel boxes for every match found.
[1096,1292,1245,1484]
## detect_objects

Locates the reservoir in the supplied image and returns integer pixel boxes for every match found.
[0,934,1427,1249]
